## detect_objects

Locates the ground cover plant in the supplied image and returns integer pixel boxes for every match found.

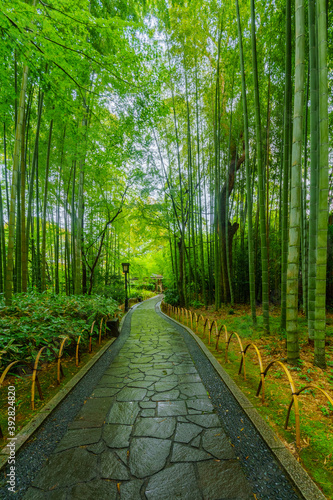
[0,292,119,368]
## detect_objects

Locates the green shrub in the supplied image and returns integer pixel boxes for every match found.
[190,299,204,309]
[0,292,119,368]
[164,288,179,306]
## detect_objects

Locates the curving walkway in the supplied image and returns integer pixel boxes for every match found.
[22,297,254,499]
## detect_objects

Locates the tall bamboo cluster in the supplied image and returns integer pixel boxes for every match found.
[0,0,154,303]
[156,0,331,367]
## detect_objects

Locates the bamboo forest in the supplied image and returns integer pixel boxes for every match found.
[0,0,333,497]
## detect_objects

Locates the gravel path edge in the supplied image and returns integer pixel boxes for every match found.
[157,301,326,500]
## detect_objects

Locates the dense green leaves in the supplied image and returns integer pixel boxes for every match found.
[0,292,119,367]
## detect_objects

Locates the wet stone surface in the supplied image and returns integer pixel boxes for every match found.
[19,297,253,499]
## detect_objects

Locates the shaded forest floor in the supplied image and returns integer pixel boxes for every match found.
[185,304,333,499]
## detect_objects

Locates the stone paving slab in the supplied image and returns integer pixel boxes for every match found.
[23,297,253,500]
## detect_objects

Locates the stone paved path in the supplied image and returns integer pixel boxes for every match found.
[24,297,254,499]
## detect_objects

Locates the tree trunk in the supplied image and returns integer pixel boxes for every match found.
[26,86,44,271]
[236,0,256,323]
[214,15,223,310]
[5,64,29,305]
[250,0,270,333]
[41,119,53,291]
[301,67,309,316]
[307,0,319,341]
[219,147,245,303]
[314,0,328,368]
[281,0,292,330]
[286,0,305,363]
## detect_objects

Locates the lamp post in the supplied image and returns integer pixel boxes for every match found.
[122,263,130,312]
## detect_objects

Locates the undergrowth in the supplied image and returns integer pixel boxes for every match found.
[0,292,119,368]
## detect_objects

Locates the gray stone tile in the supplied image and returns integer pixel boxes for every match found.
[129,363,153,370]
[179,383,208,397]
[32,448,97,489]
[141,409,155,417]
[119,480,143,500]
[91,387,121,398]
[143,349,162,355]
[131,356,153,363]
[24,488,68,499]
[140,401,156,408]
[123,347,142,353]
[128,380,154,389]
[96,376,125,388]
[104,366,130,377]
[174,365,198,375]
[154,381,178,392]
[174,423,202,443]
[146,368,174,377]
[116,387,147,401]
[177,416,188,423]
[145,463,201,500]
[197,460,253,499]
[191,435,201,448]
[109,361,130,367]
[127,372,148,380]
[86,441,106,454]
[115,448,129,464]
[151,390,180,401]
[100,449,130,480]
[158,374,179,382]
[202,428,235,459]
[151,363,174,369]
[106,401,140,425]
[186,398,214,412]
[157,401,187,416]
[133,417,176,439]
[129,438,171,478]
[187,413,221,428]
[103,424,132,448]
[68,397,113,429]
[171,443,212,462]
[70,480,117,499]
[55,428,101,452]
[178,373,202,384]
